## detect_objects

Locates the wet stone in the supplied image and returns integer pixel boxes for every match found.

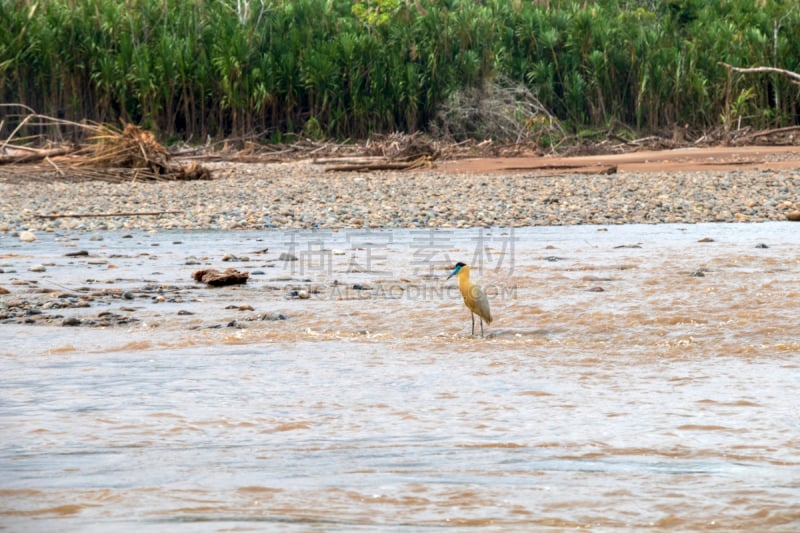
[256,312,289,321]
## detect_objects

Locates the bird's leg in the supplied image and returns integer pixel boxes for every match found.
[479,318,484,338]
[471,313,475,336]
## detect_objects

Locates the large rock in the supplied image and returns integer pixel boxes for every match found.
[192,268,249,286]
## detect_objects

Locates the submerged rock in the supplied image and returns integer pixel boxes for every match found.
[19,230,37,242]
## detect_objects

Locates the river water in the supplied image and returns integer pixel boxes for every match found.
[1,223,799,531]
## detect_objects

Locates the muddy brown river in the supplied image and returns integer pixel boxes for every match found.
[1,223,799,531]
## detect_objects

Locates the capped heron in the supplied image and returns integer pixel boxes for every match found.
[447,262,492,337]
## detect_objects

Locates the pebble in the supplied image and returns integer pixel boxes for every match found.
[0,162,798,231]
[19,230,36,242]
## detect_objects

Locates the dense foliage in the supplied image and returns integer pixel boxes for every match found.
[1,0,798,142]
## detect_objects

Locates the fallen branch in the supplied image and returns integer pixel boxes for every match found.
[313,156,386,165]
[324,155,433,172]
[719,62,800,84]
[44,156,65,176]
[522,164,618,176]
[37,211,183,218]
[0,146,74,165]
[734,125,800,143]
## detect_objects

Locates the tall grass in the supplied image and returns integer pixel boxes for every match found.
[1,0,798,141]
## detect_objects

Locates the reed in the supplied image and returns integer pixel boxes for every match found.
[1,0,798,143]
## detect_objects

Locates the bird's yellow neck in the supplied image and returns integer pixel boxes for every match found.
[457,264,472,294]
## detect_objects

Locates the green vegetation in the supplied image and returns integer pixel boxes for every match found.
[1,0,798,142]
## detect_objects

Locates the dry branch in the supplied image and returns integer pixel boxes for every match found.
[324,155,433,172]
[516,164,618,175]
[734,125,800,144]
[719,62,800,84]
[37,211,183,219]
[0,146,74,165]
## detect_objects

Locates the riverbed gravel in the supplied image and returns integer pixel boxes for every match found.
[1,161,799,233]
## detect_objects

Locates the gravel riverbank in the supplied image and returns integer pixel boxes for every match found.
[1,161,799,233]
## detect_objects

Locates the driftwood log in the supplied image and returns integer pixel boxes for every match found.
[514,163,618,175]
[192,268,249,286]
[323,158,433,172]
[0,146,74,165]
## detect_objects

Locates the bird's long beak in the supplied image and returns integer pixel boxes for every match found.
[447,272,455,280]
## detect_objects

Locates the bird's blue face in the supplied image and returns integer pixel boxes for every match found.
[447,262,465,280]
